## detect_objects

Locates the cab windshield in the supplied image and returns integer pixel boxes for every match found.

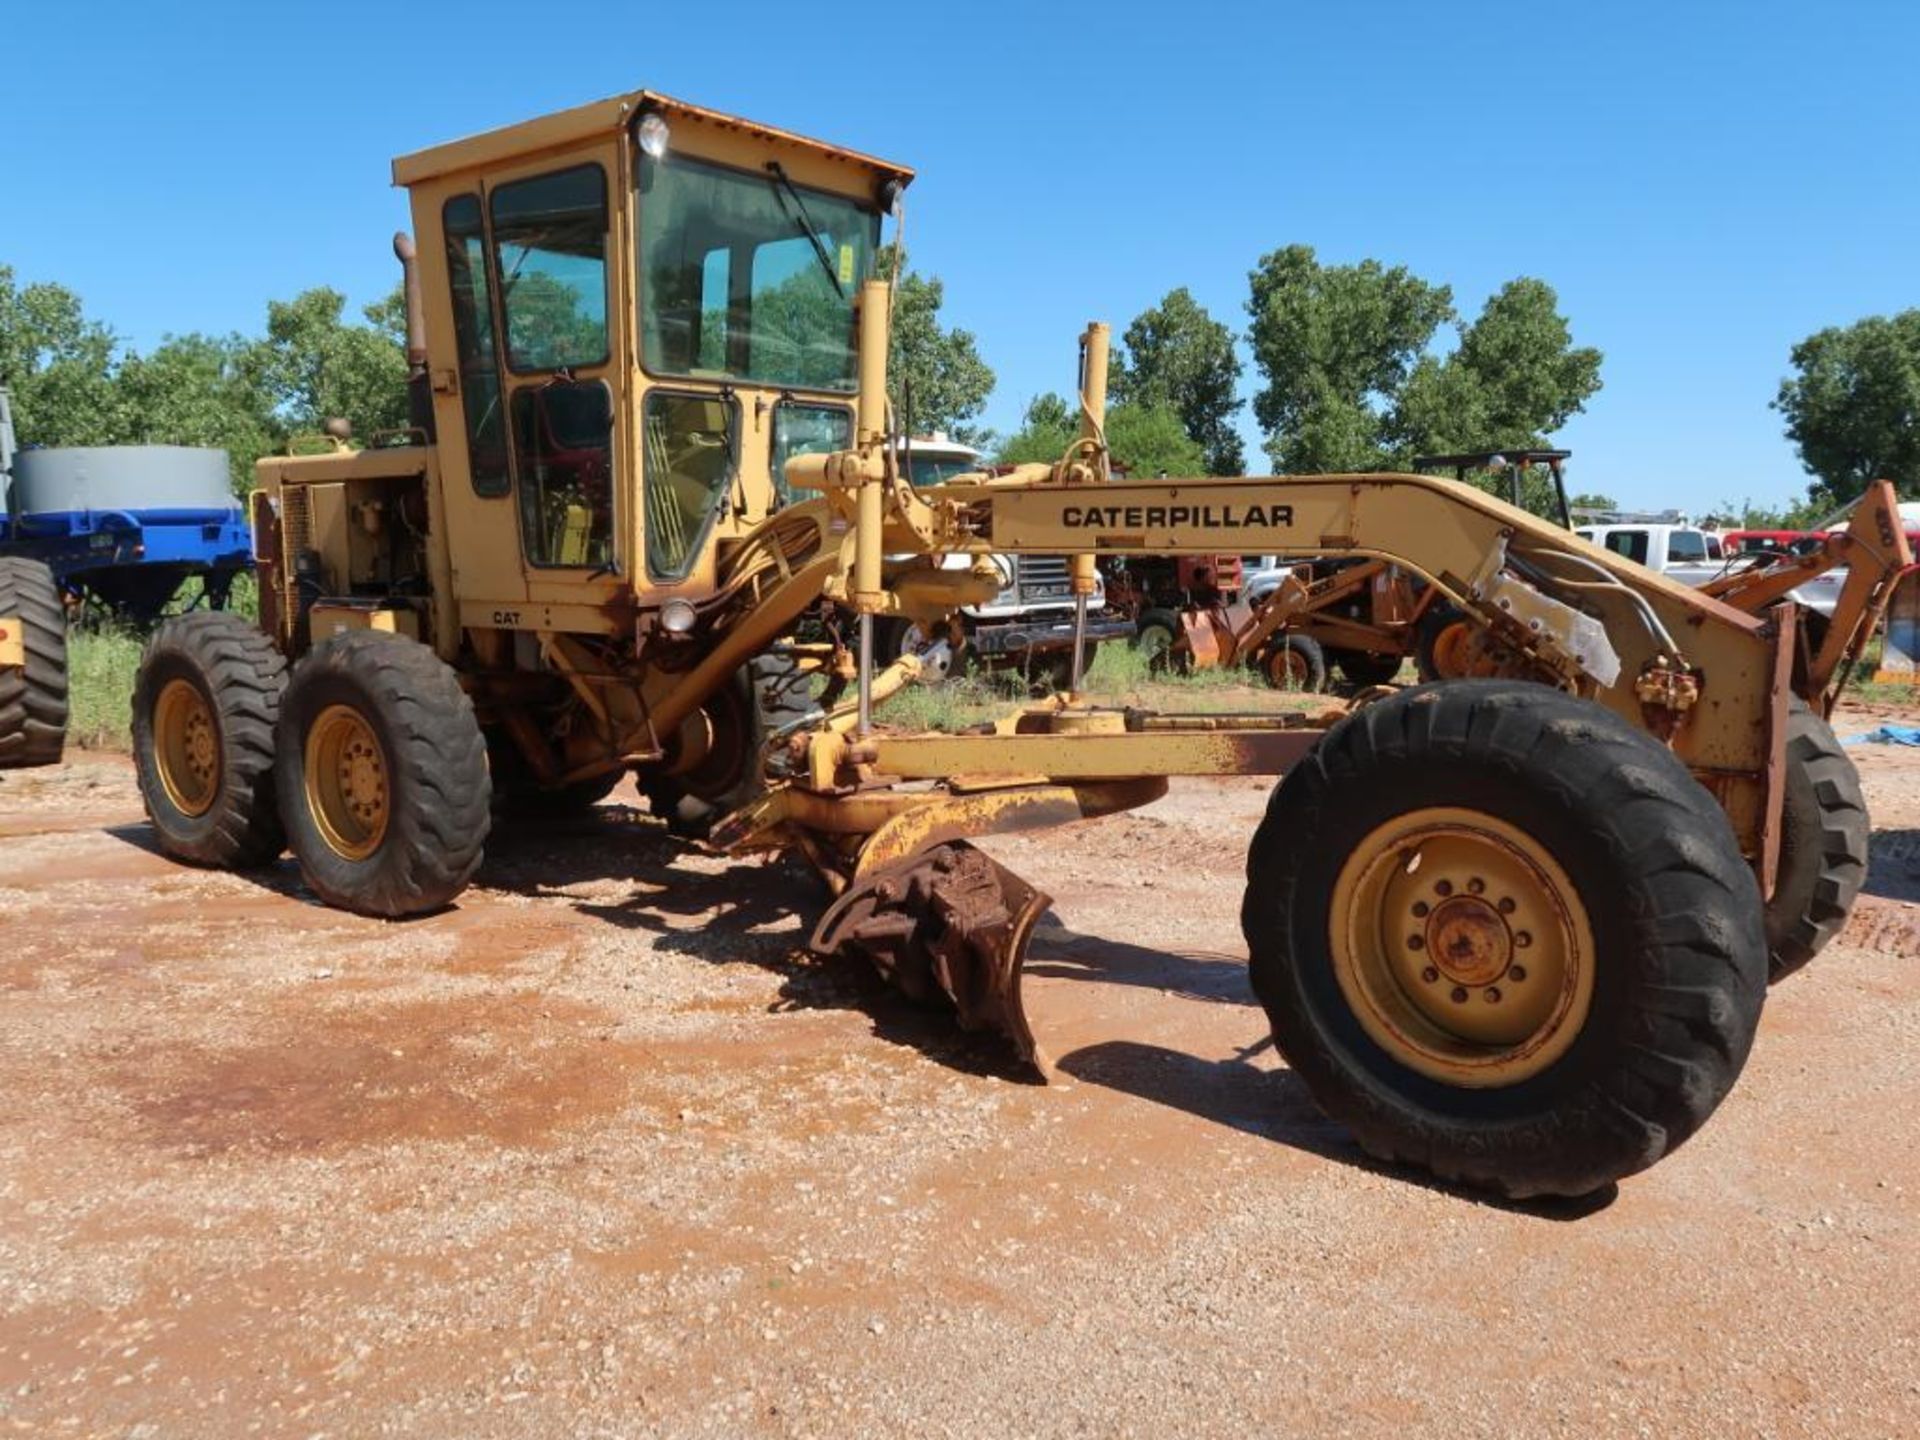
[638,151,878,391]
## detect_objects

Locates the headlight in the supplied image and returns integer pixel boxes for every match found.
[660,598,697,634]
[637,113,671,160]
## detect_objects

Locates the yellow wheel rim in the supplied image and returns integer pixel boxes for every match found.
[1431,620,1474,679]
[1329,807,1595,1087]
[154,678,220,818]
[303,704,390,861]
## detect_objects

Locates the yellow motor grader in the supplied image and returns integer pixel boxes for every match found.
[131,90,1875,1199]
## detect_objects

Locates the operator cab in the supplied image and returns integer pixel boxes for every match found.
[390,92,910,628]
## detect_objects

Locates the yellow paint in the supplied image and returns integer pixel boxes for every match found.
[303,704,391,862]
[308,605,420,642]
[152,679,219,818]
[1328,807,1595,1088]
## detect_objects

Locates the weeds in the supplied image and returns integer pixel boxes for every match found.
[65,625,143,749]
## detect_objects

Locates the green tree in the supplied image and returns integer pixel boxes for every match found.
[0,265,121,447]
[251,286,409,442]
[1106,402,1207,478]
[1246,249,1601,488]
[880,254,994,441]
[994,392,1075,465]
[1568,491,1618,512]
[1113,287,1244,473]
[1395,279,1602,460]
[993,392,1205,477]
[1246,244,1454,472]
[114,333,278,492]
[1773,309,1920,507]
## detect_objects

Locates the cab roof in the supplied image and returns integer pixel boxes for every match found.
[390,90,915,191]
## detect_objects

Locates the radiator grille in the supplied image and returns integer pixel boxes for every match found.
[279,486,311,621]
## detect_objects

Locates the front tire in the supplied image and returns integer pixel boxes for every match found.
[1243,680,1766,1199]
[275,631,491,917]
[0,557,69,770]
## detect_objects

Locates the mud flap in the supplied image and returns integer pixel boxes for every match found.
[809,840,1052,1075]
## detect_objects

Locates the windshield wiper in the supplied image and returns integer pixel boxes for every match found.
[764,161,846,300]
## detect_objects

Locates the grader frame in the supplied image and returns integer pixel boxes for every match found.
[128,89,1864,1199]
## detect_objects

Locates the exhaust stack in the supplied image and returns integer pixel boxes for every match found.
[393,232,434,438]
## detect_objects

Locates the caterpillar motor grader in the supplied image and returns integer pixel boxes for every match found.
[131,90,1873,1199]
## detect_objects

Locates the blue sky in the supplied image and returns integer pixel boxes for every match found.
[3,0,1914,513]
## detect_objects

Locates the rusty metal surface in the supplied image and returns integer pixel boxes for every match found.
[811,841,1052,1072]
[869,726,1324,780]
[854,777,1168,876]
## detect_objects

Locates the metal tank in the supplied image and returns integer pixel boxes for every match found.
[10,445,233,517]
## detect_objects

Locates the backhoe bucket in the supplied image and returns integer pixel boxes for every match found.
[809,840,1052,1074]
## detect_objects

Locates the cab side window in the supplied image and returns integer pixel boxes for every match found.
[1603,530,1649,565]
[490,163,616,569]
[644,392,736,580]
[769,402,851,509]
[513,382,615,569]
[491,166,610,374]
[443,195,509,497]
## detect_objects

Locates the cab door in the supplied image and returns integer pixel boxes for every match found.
[482,145,630,614]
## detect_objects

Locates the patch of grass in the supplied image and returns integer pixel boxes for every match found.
[66,624,143,750]
[59,572,259,753]
[870,639,1330,732]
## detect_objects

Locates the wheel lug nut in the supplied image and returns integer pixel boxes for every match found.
[1411,901,1429,918]
[1484,987,1501,1003]
[1498,897,1516,914]
[1515,932,1532,949]
[1449,986,1468,1004]
[1421,966,1439,983]
[1467,878,1485,895]
[1407,935,1425,951]
[1434,880,1453,897]
[1509,965,1527,982]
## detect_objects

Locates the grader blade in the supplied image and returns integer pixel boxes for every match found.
[810,840,1052,1073]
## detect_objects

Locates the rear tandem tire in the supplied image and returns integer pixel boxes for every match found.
[275,631,491,917]
[0,557,68,770]
[1764,700,1869,982]
[131,612,286,867]
[1242,680,1767,1199]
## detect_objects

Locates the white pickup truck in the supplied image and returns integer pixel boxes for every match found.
[1574,520,1728,588]
[1575,517,1845,617]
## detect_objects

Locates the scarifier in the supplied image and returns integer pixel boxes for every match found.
[129,91,1890,1198]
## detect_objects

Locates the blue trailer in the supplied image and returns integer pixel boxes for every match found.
[0,390,253,623]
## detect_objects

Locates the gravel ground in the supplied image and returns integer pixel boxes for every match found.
[0,702,1916,1438]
